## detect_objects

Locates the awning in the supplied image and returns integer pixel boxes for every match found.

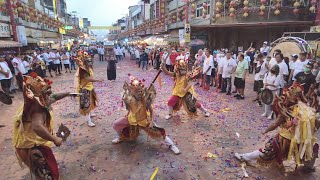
[164,36,179,43]
[38,38,61,43]
[0,40,22,48]
[27,37,40,44]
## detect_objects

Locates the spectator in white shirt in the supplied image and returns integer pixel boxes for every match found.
[22,57,31,74]
[194,49,205,85]
[217,50,226,89]
[268,49,281,68]
[121,46,126,58]
[289,52,309,82]
[49,49,61,75]
[61,51,71,73]
[115,46,122,61]
[98,46,105,61]
[220,52,237,95]
[134,48,140,65]
[0,55,14,97]
[253,54,268,106]
[274,53,289,94]
[262,65,281,120]
[202,50,214,90]
[43,49,54,77]
[12,54,27,91]
[260,41,271,56]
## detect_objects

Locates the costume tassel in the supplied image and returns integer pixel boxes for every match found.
[150,167,159,180]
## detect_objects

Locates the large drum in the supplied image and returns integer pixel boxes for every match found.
[260,89,274,105]
[270,37,313,58]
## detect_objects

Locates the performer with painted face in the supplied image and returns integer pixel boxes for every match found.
[111,75,180,154]
[161,56,210,120]
[74,51,103,127]
[13,72,77,179]
[235,83,320,173]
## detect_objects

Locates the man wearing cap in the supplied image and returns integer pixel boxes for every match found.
[294,62,316,95]
[274,53,289,95]
[0,55,14,98]
[260,41,270,55]
[288,54,298,84]
[50,49,61,75]
[43,49,54,77]
[12,53,27,91]
[289,52,309,83]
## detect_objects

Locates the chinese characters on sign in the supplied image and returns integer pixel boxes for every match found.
[184,24,190,43]
[0,23,11,37]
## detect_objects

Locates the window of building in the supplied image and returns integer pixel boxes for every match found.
[196,4,203,17]
[196,1,210,17]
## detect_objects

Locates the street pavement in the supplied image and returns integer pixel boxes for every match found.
[0,54,319,180]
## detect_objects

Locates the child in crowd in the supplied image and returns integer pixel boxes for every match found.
[261,65,281,120]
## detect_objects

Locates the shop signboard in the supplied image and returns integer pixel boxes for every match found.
[16,26,27,46]
[65,26,73,30]
[179,29,185,47]
[184,23,190,43]
[0,23,11,37]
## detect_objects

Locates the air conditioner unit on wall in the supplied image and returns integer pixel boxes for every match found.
[14,18,20,24]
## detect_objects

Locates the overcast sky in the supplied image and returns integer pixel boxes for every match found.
[66,0,138,39]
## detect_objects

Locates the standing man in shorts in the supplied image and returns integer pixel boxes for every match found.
[43,49,54,77]
[253,54,268,106]
[202,50,214,90]
[234,54,248,99]
[0,55,14,98]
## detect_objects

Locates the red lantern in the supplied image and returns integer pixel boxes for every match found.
[259,11,264,16]
[243,6,249,12]
[17,7,23,12]
[229,13,235,17]
[16,1,22,7]
[261,0,267,3]
[293,8,299,14]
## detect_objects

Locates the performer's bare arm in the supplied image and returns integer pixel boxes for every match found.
[80,69,104,82]
[184,82,192,93]
[0,67,9,76]
[83,76,103,83]
[161,62,174,77]
[49,92,72,105]
[263,115,285,134]
[31,107,62,146]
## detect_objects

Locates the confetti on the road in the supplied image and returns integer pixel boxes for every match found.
[150,167,159,180]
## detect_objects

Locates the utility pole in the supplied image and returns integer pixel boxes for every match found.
[185,0,189,24]
[316,4,320,25]
[6,0,18,41]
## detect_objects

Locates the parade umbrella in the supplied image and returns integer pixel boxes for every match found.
[188,39,205,46]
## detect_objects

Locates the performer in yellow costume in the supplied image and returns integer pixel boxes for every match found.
[161,57,210,120]
[235,83,320,173]
[13,72,77,179]
[112,75,180,154]
[74,51,103,127]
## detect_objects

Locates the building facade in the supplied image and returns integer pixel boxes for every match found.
[118,0,319,50]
